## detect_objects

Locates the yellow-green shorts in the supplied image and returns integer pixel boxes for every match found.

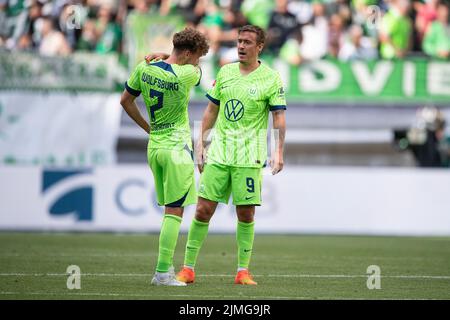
[148,147,197,207]
[198,163,262,206]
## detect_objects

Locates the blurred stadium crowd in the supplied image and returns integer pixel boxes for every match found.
[0,0,449,63]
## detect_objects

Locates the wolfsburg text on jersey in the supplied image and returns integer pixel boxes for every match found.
[141,73,179,91]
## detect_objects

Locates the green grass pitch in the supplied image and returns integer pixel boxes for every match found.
[0,232,449,300]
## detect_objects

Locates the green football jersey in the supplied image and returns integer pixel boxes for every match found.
[125,60,201,150]
[206,62,286,168]
[380,9,412,59]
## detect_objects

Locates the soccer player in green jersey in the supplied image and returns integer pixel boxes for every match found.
[120,28,209,286]
[177,25,287,285]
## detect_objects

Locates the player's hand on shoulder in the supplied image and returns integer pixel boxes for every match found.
[145,52,169,64]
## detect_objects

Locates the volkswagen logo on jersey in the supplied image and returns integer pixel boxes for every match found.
[224,99,244,122]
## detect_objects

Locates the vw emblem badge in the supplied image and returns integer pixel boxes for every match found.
[224,99,244,122]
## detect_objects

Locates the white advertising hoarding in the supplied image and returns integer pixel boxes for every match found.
[1,166,449,236]
[0,92,122,166]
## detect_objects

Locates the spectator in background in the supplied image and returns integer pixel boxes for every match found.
[199,0,248,66]
[299,0,328,60]
[76,18,97,50]
[279,27,303,65]
[379,0,413,59]
[287,0,313,25]
[328,13,345,58]
[115,0,129,23]
[59,2,88,50]
[266,0,299,55]
[170,0,207,26]
[1,0,449,61]
[0,1,5,44]
[351,0,379,27]
[350,0,381,45]
[129,0,152,14]
[50,0,73,18]
[422,1,450,59]
[0,0,30,49]
[219,0,248,65]
[414,0,439,46]
[16,33,33,51]
[27,0,44,49]
[196,0,226,56]
[338,24,378,60]
[94,4,122,53]
[327,0,352,24]
[126,0,168,16]
[38,15,71,56]
[241,0,274,29]
[128,0,156,16]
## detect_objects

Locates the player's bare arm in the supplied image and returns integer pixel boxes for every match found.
[197,101,220,173]
[120,90,150,134]
[271,109,286,175]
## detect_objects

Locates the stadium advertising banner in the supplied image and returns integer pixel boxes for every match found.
[211,58,450,104]
[0,92,122,166]
[2,51,449,104]
[291,59,450,103]
[0,52,127,91]
[1,166,449,236]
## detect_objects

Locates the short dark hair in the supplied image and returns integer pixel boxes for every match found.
[238,25,266,45]
[173,27,209,56]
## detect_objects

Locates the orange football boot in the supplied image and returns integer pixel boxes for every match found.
[176,267,195,284]
[234,270,257,285]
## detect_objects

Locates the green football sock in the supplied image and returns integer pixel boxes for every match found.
[156,214,182,273]
[237,221,255,269]
[184,218,210,268]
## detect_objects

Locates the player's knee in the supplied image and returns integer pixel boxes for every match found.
[195,202,214,222]
[165,207,183,217]
[237,214,254,223]
[236,207,255,223]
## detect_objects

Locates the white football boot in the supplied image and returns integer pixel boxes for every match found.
[151,268,187,286]
[168,265,175,277]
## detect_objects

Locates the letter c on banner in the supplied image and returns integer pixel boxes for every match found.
[115,179,147,216]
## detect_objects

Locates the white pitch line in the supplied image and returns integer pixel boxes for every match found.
[0,291,444,300]
[0,273,449,279]
[268,274,450,279]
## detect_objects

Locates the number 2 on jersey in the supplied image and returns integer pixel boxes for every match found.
[149,89,163,122]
